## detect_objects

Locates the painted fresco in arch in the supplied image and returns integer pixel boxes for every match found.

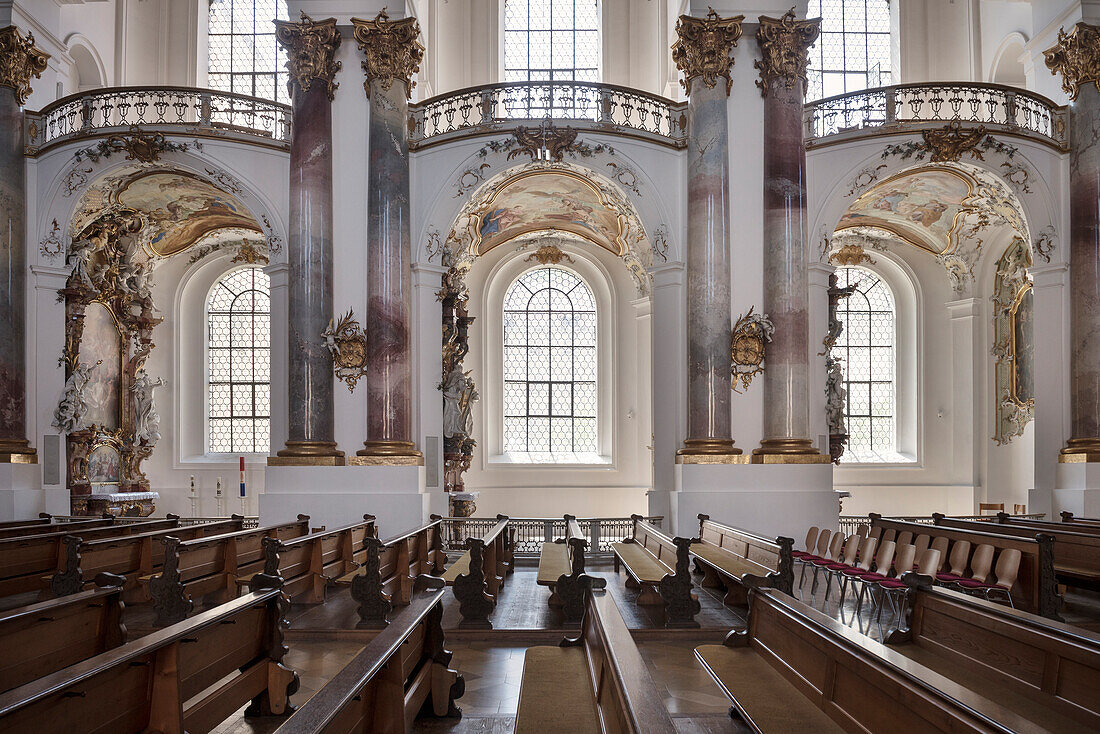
[474,172,626,255]
[82,302,122,431]
[1014,287,1034,404]
[837,168,976,254]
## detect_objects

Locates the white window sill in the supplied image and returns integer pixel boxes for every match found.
[488,452,613,467]
[838,451,919,467]
[180,453,270,468]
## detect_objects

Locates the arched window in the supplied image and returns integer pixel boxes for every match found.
[805,0,891,100]
[503,266,597,460]
[207,267,271,453]
[208,0,290,103]
[835,266,900,462]
[504,0,601,83]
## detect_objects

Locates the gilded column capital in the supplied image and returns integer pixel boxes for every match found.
[672,9,744,97]
[274,13,342,100]
[1044,22,1100,101]
[351,10,424,98]
[754,9,820,96]
[0,26,49,106]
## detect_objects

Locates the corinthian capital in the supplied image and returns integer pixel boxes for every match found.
[754,10,820,96]
[0,26,49,106]
[351,10,424,98]
[672,9,744,97]
[274,13,342,100]
[1044,22,1100,101]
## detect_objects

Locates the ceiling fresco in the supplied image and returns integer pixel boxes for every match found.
[473,170,626,256]
[71,167,261,257]
[836,166,977,254]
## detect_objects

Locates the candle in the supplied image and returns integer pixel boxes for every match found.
[216,478,222,497]
[239,457,246,498]
[189,475,195,495]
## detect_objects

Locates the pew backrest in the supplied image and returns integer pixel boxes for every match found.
[696,514,793,593]
[0,517,115,541]
[262,515,377,602]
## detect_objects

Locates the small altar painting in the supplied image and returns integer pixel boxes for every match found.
[87,444,121,490]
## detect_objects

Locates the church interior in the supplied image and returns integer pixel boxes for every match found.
[1,0,1100,731]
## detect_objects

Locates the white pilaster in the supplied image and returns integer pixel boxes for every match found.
[1031,262,1070,517]
[947,297,981,509]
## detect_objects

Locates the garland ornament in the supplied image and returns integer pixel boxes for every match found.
[754,9,820,96]
[0,26,48,105]
[274,12,342,100]
[351,9,425,98]
[1043,22,1100,101]
[672,8,744,96]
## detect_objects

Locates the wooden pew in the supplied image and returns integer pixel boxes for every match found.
[259,515,377,604]
[46,516,247,601]
[0,516,51,530]
[0,577,298,733]
[515,589,676,734]
[611,514,700,628]
[1061,511,1100,526]
[0,516,116,541]
[270,584,462,734]
[147,515,311,626]
[937,513,1100,591]
[870,513,1061,619]
[697,587,1045,733]
[0,572,126,692]
[994,512,1100,535]
[884,573,1100,732]
[536,514,606,621]
[440,514,512,629]
[339,517,447,628]
[693,514,794,607]
[0,516,181,599]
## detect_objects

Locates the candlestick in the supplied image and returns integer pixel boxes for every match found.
[216,477,224,516]
[239,456,246,498]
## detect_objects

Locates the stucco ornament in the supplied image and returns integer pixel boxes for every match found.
[274,13,342,100]
[53,362,100,434]
[131,371,165,445]
[730,307,775,394]
[1043,22,1100,100]
[0,26,48,105]
[352,9,424,97]
[672,9,744,96]
[754,9,820,95]
[322,310,369,392]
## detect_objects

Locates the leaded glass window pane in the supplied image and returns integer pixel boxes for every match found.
[806,0,891,101]
[504,0,601,85]
[207,267,271,453]
[208,0,290,103]
[835,267,901,463]
[503,267,598,459]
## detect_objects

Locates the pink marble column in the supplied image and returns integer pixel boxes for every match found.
[271,15,345,465]
[752,12,829,462]
[1046,24,1100,462]
[353,11,424,461]
[0,27,46,464]
[672,11,744,458]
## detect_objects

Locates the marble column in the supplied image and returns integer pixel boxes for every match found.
[270,15,345,465]
[1045,24,1100,463]
[672,10,744,458]
[352,11,424,462]
[0,27,46,464]
[752,12,829,462]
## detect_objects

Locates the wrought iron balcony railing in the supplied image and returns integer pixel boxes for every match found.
[409,81,687,149]
[805,82,1067,150]
[25,86,292,155]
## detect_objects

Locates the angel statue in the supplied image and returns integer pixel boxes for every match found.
[131,371,166,445]
[825,356,847,434]
[53,361,99,434]
[66,236,97,291]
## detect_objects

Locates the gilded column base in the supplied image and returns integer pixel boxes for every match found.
[751,438,832,464]
[353,440,424,466]
[1058,437,1100,463]
[0,439,37,464]
[676,438,747,464]
[268,440,346,466]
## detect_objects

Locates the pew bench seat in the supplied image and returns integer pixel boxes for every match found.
[695,644,845,734]
[536,542,572,586]
[331,565,363,586]
[440,552,471,584]
[691,543,771,580]
[611,541,670,584]
[515,646,601,734]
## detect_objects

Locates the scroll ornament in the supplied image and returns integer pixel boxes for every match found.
[730,307,775,393]
[322,310,369,392]
[1043,22,1100,101]
[754,9,820,95]
[274,12,342,100]
[672,9,744,96]
[352,9,424,97]
[0,26,49,105]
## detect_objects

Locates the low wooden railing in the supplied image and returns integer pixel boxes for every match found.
[838,512,1046,537]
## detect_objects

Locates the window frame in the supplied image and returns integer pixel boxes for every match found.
[805,0,893,101]
[206,0,291,104]
[204,265,272,457]
[502,0,603,84]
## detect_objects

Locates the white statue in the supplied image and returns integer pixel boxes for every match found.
[67,237,96,290]
[442,368,478,440]
[53,362,99,433]
[825,356,847,434]
[131,371,165,445]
